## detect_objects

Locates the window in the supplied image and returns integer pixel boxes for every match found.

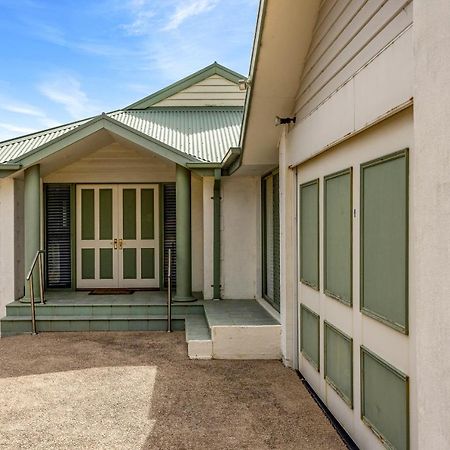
[262,172,280,311]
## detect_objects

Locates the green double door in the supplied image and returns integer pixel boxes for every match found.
[76,184,159,288]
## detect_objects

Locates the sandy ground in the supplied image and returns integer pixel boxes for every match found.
[0,332,345,450]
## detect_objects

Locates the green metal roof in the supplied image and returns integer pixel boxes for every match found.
[0,107,243,165]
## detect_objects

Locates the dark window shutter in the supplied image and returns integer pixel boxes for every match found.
[45,184,72,288]
[163,184,176,288]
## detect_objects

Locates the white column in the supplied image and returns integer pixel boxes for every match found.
[412,1,450,447]
[279,130,297,368]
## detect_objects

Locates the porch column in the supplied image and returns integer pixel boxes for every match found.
[23,164,41,300]
[174,164,195,301]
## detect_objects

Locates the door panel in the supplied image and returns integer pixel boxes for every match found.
[118,185,159,288]
[76,184,159,289]
[77,185,118,288]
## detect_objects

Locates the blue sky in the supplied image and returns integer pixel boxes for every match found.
[0,0,258,141]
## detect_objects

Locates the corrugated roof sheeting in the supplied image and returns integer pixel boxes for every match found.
[0,107,243,164]
[0,119,89,163]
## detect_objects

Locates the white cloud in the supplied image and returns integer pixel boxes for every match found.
[0,122,36,135]
[0,102,46,118]
[0,122,39,141]
[163,0,219,31]
[38,74,99,119]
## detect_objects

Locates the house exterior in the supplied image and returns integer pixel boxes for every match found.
[234,0,450,449]
[1,0,450,448]
[0,63,253,308]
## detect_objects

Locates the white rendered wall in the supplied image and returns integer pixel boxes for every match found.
[412,1,450,447]
[0,178,15,318]
[286,109,413,449]
[221,176,258,299]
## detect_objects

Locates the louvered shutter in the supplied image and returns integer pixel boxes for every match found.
[163,184,176,288]
[45,184,72,288]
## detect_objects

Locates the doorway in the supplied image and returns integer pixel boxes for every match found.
[76,184,159,288]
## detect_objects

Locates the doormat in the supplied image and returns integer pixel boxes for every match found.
[89,288,135,295]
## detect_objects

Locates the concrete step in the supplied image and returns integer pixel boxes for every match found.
[5,303,203,317]
[185,315,212,360]
[0,315,184,336]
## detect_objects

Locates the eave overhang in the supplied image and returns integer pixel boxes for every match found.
[234,0,321,176]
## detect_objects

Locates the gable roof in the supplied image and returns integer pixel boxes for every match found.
[126,62,245,109]
[0,107,243,165]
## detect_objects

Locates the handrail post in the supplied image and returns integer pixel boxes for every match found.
[167,248,172,333]
[38,252,45,305]
[29,276,37,335]
[26,249,45,335]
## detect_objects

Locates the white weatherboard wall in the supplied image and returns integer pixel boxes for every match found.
[153,75,245,107]
[43,143,176,184]
[292,109,413,449]
[412,0,450,447]
[289,4,413,166]
[221,176,258,299]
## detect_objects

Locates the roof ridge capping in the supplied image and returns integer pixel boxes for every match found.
[125,62,246,110]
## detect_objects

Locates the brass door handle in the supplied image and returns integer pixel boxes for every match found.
[118,239,123,249]
[113,238,118,250]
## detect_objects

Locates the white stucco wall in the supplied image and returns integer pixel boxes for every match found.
[0,178,23,323]
[221,176,259,299]
[412,1,450,447]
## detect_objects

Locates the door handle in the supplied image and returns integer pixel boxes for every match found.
[113,238,118,250]
[118,239,123,250]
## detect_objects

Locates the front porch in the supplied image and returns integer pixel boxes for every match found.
[0,291,280,359]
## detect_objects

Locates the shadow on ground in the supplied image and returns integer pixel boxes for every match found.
[0,332,344,449]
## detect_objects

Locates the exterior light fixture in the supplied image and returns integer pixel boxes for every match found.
[275,116,296,126]
[238,78,251,91]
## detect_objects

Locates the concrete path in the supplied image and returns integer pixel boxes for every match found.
[0,332,345,450]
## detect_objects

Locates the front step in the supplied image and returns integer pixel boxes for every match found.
[0,315,185,336]
[5,303,203,317]
[185,315,212,359]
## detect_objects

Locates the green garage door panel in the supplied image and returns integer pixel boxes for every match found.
[361,151,408,332]
[324,322,353,407]
[361,347,409,450]
[300,305,320,370]
[300,180,319,289]
[141,189,155,240]
[324,170,352,304]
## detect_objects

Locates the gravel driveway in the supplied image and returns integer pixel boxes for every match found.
[0,332,345,450]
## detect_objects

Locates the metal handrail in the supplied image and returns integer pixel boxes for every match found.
[167,248,172,333]
[26,250,45,335]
